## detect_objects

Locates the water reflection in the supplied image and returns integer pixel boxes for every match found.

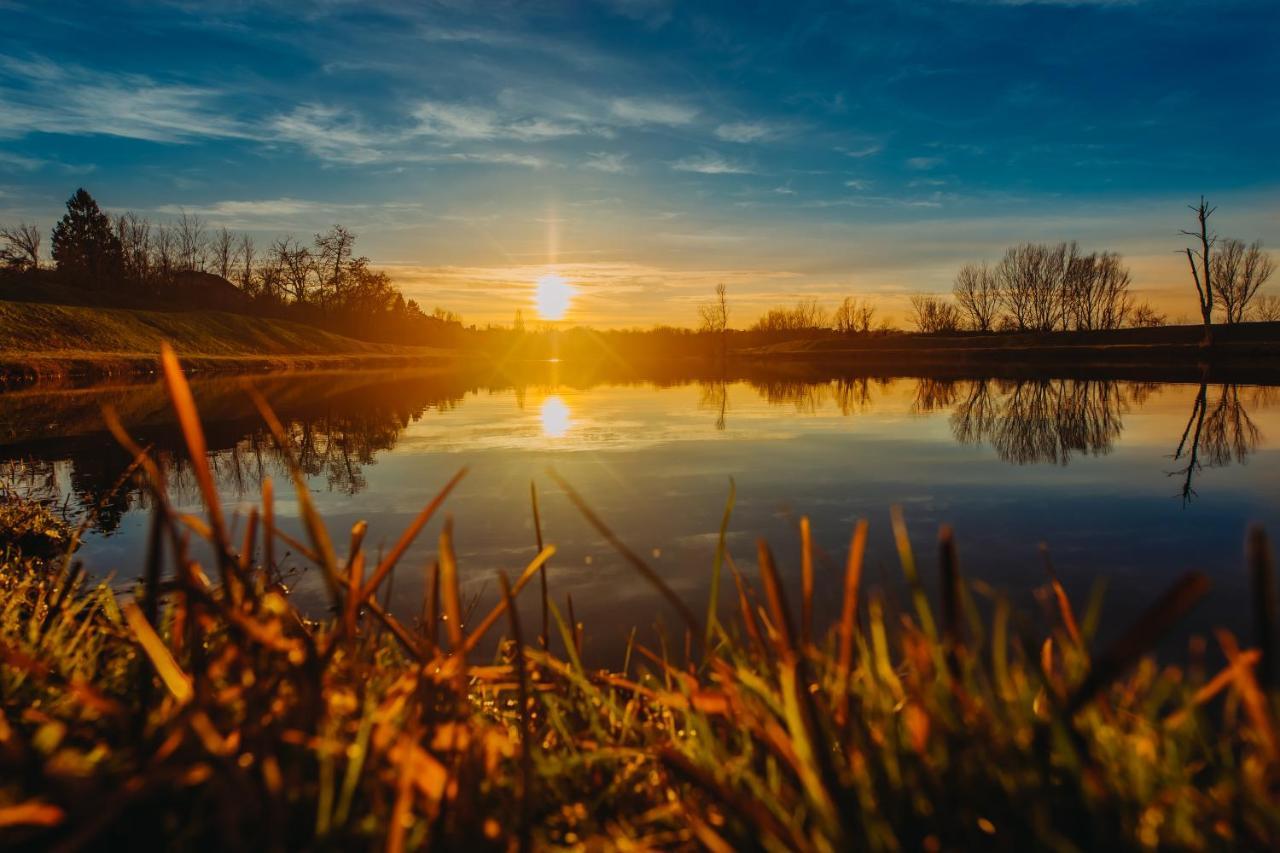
[0,368,1275,540]
[540,396,571,438]
[1172,384,1266,504]
[945,378,1131,465]
[0,369,474,533]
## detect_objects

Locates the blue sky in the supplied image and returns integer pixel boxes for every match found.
[1,0,1277,325]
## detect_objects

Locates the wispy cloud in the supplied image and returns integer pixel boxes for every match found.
[836,143,884,158]
[0,56,251,144]
[610,97,697,127]
[671,152,751,175]
[269,104,391,164]
[412,100,582,142]
[149,196,428,229]
[715,121,782,143]
[905,156,943,170]
[582,151,631,173]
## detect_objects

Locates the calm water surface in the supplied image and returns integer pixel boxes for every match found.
[4,366,1278,662]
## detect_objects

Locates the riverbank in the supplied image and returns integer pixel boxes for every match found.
[0,300,453,387]
[741,321,1280,375]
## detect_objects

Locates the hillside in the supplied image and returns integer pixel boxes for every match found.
[0,300,452,386]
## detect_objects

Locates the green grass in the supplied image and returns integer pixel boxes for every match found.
[0,346,1277,850]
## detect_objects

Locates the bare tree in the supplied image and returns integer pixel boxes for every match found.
[997,242,1071,332]
[1067,251,1132,330]
[1181,197,1216,342]
[908,294,962,333]
[0,222,41,270]
[151,224,176,285]
[751,298,828,332]
[1249,293,1280,322]
[237,233,256,294]
[211,226,236,281]
[698,282,729,334]
[315,225,356,305]
[175,210,207,272]
[273,237,314,304]
[832,296,875,334]
[952,262,1001,331]
[114,212,151,286]
[1129,302,1167,328]
[257,244,284,302]
[1213,239,1275,323]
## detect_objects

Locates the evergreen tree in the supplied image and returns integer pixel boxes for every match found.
[51,188,123,287]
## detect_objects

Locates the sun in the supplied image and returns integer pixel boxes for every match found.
[533,274,573,321]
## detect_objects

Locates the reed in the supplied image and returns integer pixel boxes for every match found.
[0,348,1277,850]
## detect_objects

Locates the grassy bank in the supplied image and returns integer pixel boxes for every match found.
[0,347,1277,849]
[0,300,452,387]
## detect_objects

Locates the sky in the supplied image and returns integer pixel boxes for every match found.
[0,0,1277,327]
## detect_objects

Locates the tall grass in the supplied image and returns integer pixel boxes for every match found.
[0,344,1278,849]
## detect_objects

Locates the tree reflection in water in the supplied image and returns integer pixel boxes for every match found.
[1172,384,1265,504]
[3,368,1274,534]
[0,370,472,535]
[945,379,1132,465]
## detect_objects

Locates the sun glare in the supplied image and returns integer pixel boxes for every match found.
[534,274,573,320]
[540,395,571,438]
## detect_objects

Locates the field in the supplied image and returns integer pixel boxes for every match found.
[0,347,1277,850]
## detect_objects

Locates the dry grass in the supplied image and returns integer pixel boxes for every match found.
[0,344,1278,850]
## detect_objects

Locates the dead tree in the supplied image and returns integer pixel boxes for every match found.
[1181,197,1216,344]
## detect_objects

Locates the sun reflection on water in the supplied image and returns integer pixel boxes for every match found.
[540,395,571,438]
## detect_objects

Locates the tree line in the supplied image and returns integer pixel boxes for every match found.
[702,199,1275,337]
[1,188,464,345]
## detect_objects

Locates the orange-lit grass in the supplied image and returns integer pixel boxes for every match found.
[0,345,1279,848]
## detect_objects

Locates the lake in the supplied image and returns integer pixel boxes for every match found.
[3,363,1278,663]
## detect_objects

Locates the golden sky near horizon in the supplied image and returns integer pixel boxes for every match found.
[376,206,1279,329]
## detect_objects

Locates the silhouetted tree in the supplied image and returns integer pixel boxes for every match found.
[996,242,1074,332]
[315,225,356,305]
[238,233,256,295]
[50,188,123,287]
[1250,294,1280,322]
[698,283,729,333]
[0,222,41,271]
[751,298,827,333]
[1129,302,1167,328]
[1213,239,1275,323]
[952,262,1001,331]
[908,294,962,333]
[175,210,207,272]
[1181,197,1217,342]
[1066,250,1132,330]
[211,226,236,281]
[833,296,875,334]
[272,237,314,304]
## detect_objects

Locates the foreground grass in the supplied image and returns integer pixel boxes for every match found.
[1,347,1278,850]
